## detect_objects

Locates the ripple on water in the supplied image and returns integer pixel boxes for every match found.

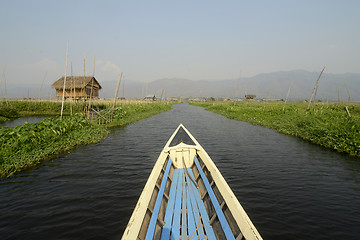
[1,103,360,240]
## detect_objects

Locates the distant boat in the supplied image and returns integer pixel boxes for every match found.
[122,124,262,240]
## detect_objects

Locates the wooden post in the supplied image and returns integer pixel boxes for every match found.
[160,89,164,102]
[344,80,351,103]
[60,43,69,120]
[345,106,351,118]
[0,65,4,94]
[122,74,125,100]
[87,54,96,118]
[111,73,122,121]
[83,56,86,100]
[72,63,75,101]
[283,80,293,112]
[1,65,8,105]
[308,66,325,110]
[70,62,73,115]
[38,72,47,100]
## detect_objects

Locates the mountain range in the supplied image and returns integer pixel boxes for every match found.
[3,69,360,101]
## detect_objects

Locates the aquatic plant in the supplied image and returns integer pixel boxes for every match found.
[191,102,360,157]
[105,102,172,127]
[0,101,174,177]
[0,114,109,177]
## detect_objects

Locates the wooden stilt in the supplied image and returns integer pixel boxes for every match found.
[87,54,96,118]
[60,43,69,120]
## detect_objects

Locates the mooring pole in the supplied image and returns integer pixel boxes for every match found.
[308,66,325,110]
[60,42,69,120]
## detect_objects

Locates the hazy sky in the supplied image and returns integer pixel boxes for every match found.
[1,0,359,85]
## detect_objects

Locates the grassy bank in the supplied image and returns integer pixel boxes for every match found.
[191,101,360,157]
[0,101,173,177]
[0,100,104,121]
[0,114,109,177]
[105,102,173,127]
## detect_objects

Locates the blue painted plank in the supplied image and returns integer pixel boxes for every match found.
[188,168,216,240]
[145,158,173,240]
[160,166,179,240]
[181,170,188,239]
[171,169,183,240]
[193,156,235,240]
[187,183,205,239]
[185,174,198,240]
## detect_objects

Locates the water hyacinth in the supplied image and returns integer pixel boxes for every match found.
[191,101,360,157]
[0,101,173,177]
[0,114,109,177]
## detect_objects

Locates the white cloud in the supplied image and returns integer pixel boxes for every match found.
[101,61,122,73]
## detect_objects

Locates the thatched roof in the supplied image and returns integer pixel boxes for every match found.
[51,76,102,90]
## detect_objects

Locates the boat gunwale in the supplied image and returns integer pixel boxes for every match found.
[121,125,184,240]
[121,124,262,240]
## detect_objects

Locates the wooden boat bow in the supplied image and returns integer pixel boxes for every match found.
[122,124,262,240]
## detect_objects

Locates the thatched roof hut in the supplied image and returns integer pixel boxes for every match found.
[51,76,102,99]
[245,94,256,101]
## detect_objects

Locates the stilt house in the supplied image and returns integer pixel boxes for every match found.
[245,94,256,101]
[144,94,156,101]
[51,76,102,99]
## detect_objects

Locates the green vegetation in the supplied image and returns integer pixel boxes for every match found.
[105,102,173,127]
[0,114,109,177]
[191,101,360,157]
[0,100,173,177]
[0,100,101,121]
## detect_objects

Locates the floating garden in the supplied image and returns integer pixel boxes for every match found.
[0,100,173,177]
[191,101,360,157]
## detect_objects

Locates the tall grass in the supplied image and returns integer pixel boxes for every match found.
[191,101,360,156]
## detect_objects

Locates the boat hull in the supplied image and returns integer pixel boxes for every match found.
[122,124,262,240]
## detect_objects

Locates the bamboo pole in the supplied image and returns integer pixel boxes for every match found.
[60,42,69,120]
[111,73,122,121]
[72,62,75,101]
[87,54,96,118]
[1,65,8,105]
[307,66,325,110]
[160,89,164,101]
[83,56,86,100]
[283,80,293,112]
[122,74,125,100]
[70,62,73,115]
[345,106,351,118]
[0,65,4,95]
[344,80,351,103]
[38,72,47,100]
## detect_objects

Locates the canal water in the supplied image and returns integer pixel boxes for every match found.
[0,116,50,128]
[1,103,359,239]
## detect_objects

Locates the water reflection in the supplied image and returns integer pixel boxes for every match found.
[0,116,51,128]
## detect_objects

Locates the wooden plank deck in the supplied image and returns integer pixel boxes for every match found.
[146,156,237,239]
[157,167,217,240]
